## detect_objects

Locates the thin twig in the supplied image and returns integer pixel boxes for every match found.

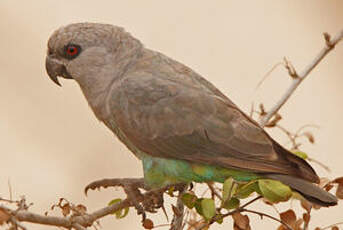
[276,124,298,149]
[321,221,343,230]
[255,62,284,90]
[8,179,13,201]
[241,208,293,230]
[195,195,263,230]
[260,29,343,127]
[207,183,222,200]
[308,157,331,173]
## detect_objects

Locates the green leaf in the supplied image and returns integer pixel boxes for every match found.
[201,198,216,220]
[291,150,308,160]
[222,178,235,201]
[215,214,224,224]
[167,186,175,197]
[108,198,122,206]
[258,179,292,203]
[194,198,203,216]
[115,206,129,219]
[235,181,260,199]
[181,193,198,209]
[108,198,130,219]
[222,197,240,210]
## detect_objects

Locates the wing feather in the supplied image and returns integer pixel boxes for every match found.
[108,71,317,182]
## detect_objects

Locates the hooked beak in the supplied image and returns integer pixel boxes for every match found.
[45,56,73,86]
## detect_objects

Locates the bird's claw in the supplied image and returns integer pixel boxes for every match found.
[84,177,145,195]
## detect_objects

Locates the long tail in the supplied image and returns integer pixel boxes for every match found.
[265,174,338,207]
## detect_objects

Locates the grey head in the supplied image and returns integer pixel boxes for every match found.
[45,22,142,89]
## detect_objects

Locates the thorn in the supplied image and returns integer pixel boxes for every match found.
[283,57,298,79]
[323,32,334,48]
[161,204,169,222]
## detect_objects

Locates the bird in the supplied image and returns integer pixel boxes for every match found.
[45,22,337,207]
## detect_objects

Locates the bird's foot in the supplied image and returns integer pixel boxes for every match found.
[84,178,187,222]
[84,177,146,195]
[84,177,166,221]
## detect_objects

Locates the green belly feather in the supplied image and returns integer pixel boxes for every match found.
[142,155,260,188]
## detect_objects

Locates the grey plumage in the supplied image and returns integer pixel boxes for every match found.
[45,22,337,206]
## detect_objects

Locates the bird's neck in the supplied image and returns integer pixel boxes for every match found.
[78,42,144,121]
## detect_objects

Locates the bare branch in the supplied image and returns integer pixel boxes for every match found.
[260,29,343,127]
[1,199,131,229]
[170,188,186,230]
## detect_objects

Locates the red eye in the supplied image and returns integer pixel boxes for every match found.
[64,44,81,59]
[67,46,78,55]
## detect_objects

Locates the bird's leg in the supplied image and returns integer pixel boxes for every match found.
[84,177,147,194]
[84,178,188,221]
[84,177,147,219]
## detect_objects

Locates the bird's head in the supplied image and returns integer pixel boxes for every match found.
[45,22,142,87]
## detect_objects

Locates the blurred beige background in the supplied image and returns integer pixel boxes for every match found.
[1,1,343,229]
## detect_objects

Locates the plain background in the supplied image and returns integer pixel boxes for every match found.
[1,1,343,229]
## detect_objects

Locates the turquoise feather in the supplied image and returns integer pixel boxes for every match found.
[142,155,260,188]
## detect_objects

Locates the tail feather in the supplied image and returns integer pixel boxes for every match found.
[265,174,338,207]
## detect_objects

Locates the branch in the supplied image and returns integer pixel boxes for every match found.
[241,208,292,230]
[170,187,186,230]
[1,199,132,229]
[260,29,343,127]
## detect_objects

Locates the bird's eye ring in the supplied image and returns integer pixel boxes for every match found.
[64,44,81,59]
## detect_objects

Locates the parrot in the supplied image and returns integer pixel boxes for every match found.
[45,22,337,207]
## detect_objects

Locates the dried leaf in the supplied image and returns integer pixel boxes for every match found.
[325,183,334,192]
[279,209,296,226]
[258,179,292,203]
[319,178,331,188]
[303,213,310,225]
[232,212,251,230]
[333,177,343,185]
[300,199,312,213]
[61,203,70,217]
[142,218,154,229]
[336,184,343,199]
[187,220,208,230]
[0,208,10,225]
[303,132,315,143]
[294,219,304,230]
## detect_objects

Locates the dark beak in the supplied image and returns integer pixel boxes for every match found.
[46,56,74,86]
[45,56,63,86]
